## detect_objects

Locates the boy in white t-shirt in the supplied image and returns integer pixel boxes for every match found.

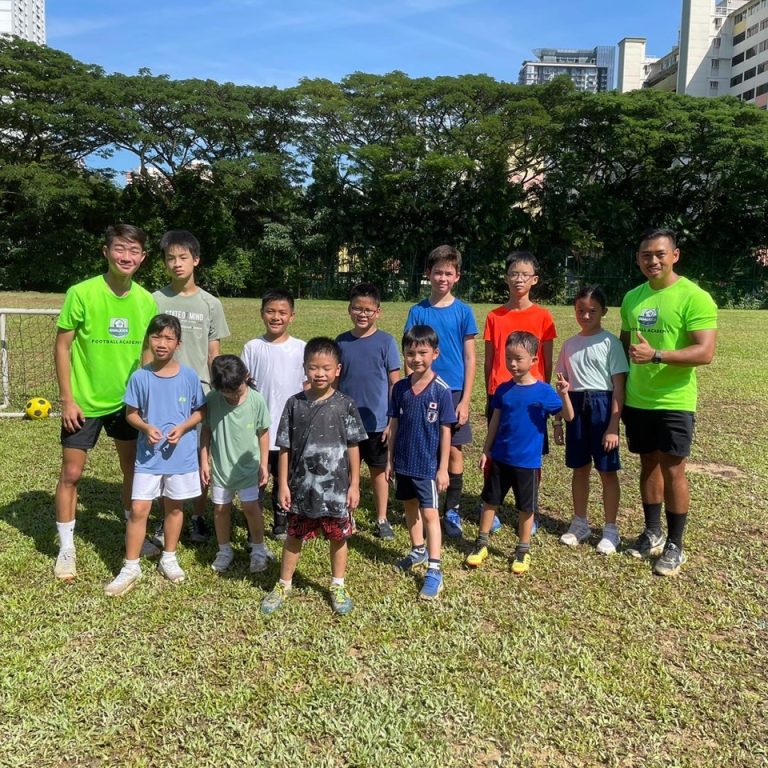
[241,289,306,540]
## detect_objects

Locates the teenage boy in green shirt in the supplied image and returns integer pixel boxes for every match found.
[620,228,717,577]
[53,224,158,581]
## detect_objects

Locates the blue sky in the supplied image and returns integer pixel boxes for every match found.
[48,0,683,87]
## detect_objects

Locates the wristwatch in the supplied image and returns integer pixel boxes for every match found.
[652,349,663,364]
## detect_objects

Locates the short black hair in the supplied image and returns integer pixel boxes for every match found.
[505,330,538,356]
[105,224,146,248]
[349,282,381,305]
[402,324,439,351]
[505,251,539,275]
[210,355,250,392]
[261,288,295,312]
[639,227,677,249]
[573,284,607,310]
[160,230,200,260]
[146,313,182,341]
[304,337,340,364]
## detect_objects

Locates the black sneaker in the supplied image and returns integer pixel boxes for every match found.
[272,511,288,541]
[376,519,395,540]
[189,515,210,544]
[653,540,687,577]
[625,529,665,560]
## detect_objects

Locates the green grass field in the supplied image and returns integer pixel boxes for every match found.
[1,291,767,767]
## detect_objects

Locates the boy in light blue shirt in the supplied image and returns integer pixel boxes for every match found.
[105,314,205,596]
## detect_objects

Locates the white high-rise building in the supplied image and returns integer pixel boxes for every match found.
[0,0,46,45]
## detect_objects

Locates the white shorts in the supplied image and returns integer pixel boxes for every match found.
[211,484,261,505]
[132,471,201,501]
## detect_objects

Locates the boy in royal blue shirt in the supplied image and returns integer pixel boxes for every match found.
[466,331,574,575]
[404,245,477,539]
[336,283,401,539]
[387,325,456,601]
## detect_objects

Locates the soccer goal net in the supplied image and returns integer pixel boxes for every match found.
[0,309,60,417]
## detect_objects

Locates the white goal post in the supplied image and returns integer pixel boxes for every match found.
[0,308,60,417]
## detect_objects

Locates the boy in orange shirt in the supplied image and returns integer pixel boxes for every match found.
[482,251,557,534]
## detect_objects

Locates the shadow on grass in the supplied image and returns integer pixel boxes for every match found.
[0,477,127,569]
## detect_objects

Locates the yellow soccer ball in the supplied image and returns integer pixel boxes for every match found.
[25,397,52,420]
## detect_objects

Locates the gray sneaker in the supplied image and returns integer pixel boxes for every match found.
[626,529,665,560]
[189,516,210,544]
[376,519,395,540]
[104,565,142,597]
[211,548,235,573]
[54,548,76,581]
[151,521,165,548]
[157,557,186,584]
[653,540,688,577]
[140,539,161,558]
[249,546,276,573]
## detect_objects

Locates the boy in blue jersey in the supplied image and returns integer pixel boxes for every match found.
[104,315,206,596]
[387,325,456,600]
[466,331,574,575]
[336,283,401,539]
[404,245,477,538]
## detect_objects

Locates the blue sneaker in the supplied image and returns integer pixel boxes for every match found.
[443,508,463,538]
[395,548,428,572]
[531,515,540,537]
[490,514,502,534]
[420,569,444,600]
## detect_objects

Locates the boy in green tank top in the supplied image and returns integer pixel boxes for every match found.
[620,228,717,577]
[53,224,158,581]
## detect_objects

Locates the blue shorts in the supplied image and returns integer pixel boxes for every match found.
[395,474,439,510]
[565,390,620,472]
[450,390,472,447]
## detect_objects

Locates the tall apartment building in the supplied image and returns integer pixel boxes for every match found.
[0,0,46,45]
[518,46,616,93]
[618,0,768,108]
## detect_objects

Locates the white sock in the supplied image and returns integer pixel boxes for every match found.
[278,578,292,591]
[161,550,177,564]
[603,523,618,532]
[57,520,75,551]
[331,576,344,587]
[252,542,267,553]
[123,558,140,572]
[219,543,233,553]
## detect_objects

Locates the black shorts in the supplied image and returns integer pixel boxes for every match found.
[622,405,695,457]
[60,407,137,450]
[358,432,388,468]
[395,474,439,510]
[481,459,539,513]
[450,390,472,446]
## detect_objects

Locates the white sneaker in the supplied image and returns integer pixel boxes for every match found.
[104,565,142,596]
[157,557,186,583]
[54,548,77,581]
[560,518,591,547]
[140,539,161,558]
[211,548,234,573]
[596,526,620,555]
[250,546,276,573]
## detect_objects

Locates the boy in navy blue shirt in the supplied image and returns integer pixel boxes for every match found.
[336,283,401,539]
[386,325,456,600]
[466,331,574,575]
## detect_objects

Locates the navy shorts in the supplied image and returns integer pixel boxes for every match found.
[359,432,388,468]
[395,474,439,510]
[622,405,695,457]
[450,390,472,447]
[60,407,137,450]
[481,459,539,513]
[565,391,621,472]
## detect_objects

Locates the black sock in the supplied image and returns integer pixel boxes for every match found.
[666,510,687,548]
[515,542,530,557]
[413,544,426,554]
[444,472,463,512]
[643,503,663,536]
[427,558,441,570]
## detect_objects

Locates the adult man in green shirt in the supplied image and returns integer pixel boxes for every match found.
[53,224,158,581]
[620,228,717,577]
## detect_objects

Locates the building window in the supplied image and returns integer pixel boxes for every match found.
[742,88,755,100]
[760,40,768,52]
[711,58,720,73]
[757,81,768,96]
[746,45,757,59]
[732,52,745,65]
[731,73,744,86]
[762,18,768,29]
[748,24,759,37]
[745,66,757,80]
[734,31,746,45]
[759,61,768,73]
[713,37,721,49]
[710,81,720,94]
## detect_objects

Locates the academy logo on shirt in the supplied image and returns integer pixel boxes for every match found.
[427,401,438,423]
[637,308,658,328]
[109,318,129,338]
